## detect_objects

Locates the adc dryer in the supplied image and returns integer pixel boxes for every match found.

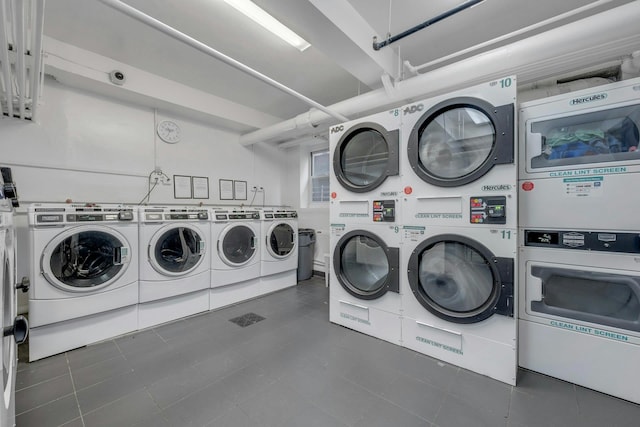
[399,77,518,385]
[329,108,403,345]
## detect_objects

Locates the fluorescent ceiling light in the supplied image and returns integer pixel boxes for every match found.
[224,0,311,51]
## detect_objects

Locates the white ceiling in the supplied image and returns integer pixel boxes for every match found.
[42,0,636,133]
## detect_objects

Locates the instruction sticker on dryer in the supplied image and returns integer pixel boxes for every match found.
[402,226,425,242]
[563,176,603,197]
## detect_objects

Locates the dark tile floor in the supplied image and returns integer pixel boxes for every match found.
[16,277,640,427]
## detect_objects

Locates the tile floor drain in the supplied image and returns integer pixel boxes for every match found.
[229,313,266,327]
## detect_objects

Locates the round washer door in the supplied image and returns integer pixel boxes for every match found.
[408,234,513,323]
[41,225,132,292]
[218,224,256,267]
[333,230,399,300]
[266,223,296,259]
[1,238,13,412]
[149,224,206,276]
[407,97,514,187]
[333,122,399,193]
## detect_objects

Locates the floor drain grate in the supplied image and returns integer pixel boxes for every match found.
[229,312,266,327]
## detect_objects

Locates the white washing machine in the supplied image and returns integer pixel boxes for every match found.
[210,207,262,310]
[138,206,210,329]
[519,235,640,404]
[401,225,516,385]
[519,76,640,230]
[0,168,27,427]
[399,77,518,385]
[28,203,139,361]
[258,208,298,293]
[329,203,401,345]
[401,77,517,228]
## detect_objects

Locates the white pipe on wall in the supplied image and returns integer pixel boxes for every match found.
[0,1,14,118]
[239,1,640,146]
[14,0,26,119]
[29,0,45,122]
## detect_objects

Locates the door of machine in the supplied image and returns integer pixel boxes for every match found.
[1,244,11,420]
[333,122,399,193]
[407,97,514,187]
[41,226,131,292]
[266,223,295,259]
[149,224,205,276]
[407,234,513,323]
[523,100,640,174]
[333,230,399,300]
[218,224,256,267]
[526,263,640,332]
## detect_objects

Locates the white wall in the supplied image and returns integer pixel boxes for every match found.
[282,142,330,274]
[0,77,286,312]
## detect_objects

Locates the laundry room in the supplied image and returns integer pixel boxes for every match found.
[2,0,640,426]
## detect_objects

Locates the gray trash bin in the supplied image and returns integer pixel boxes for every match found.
[297,228,316,281]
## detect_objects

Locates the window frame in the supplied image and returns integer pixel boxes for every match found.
[310,149,330,204]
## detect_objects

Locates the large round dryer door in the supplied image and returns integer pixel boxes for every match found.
[149,224,205,276]
[41,226,131,292]
[408,235,513,323]
[218,224,256,267]
[333,122,399,193]
[407,97,514,187]
[267,223,296,259]
[1,242,12,409]
[333,230,399,300]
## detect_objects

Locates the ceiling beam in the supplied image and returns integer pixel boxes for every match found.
[306,0,401,86]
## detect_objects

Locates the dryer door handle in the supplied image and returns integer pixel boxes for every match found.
[527,272,543,303]
[197,240,205,254]
[250,236,255,249]
[113,247,129,265]
[16,276,30,293]
[3,315,29,345]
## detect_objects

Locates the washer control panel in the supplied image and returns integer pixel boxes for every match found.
[470,196,506,224]
[373,200,395,222]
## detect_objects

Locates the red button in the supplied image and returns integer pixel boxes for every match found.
[522,182,534,191]
[404,186,413,195]
[331,192,337,199]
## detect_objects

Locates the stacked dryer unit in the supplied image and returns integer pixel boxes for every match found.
[329,108,403,345]
[209,207,262,310]
[258,207,298,293]
[28,203,139,361]
[400,77,518,385]
[0,168,27,427]
[518,77,640,403]
[138,206,210,329]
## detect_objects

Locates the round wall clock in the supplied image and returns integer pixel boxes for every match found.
[157,120,181,143]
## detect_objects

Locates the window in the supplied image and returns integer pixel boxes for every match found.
[311,150,330,203]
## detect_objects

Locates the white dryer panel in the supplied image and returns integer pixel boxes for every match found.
[329,109,403,202]
[519,77,640,231]
[329,223,402,345]
[401,77,517,228]
[519,245,640,403]
[401,224,517,385]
